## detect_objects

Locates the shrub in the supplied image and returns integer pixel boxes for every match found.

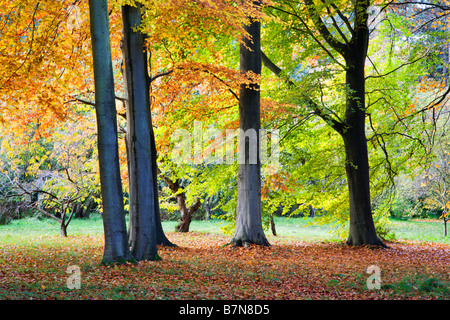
[0,200,22,225]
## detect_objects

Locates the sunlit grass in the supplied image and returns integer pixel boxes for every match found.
[0,215,448,245]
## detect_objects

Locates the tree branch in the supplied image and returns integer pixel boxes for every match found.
[304,0,348,56]
[269,3,345,68]
[260,50,348,134]
[365,54,426,80]
[329,2,354,35]
[150,70,173,83]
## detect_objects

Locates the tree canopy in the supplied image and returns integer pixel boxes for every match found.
[0,0,450,262]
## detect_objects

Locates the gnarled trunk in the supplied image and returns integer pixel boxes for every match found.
[176,197,202,232]
[161,175,201,233]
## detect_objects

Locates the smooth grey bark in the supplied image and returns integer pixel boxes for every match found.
[233,2,269,247]
[121,3,159,261]
[119,19,175,249]
[88,0,132,263]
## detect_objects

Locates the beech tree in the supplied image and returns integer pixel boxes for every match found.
[121,1,175,248]
[121,2,159,261]
[89,0,132,263]
[233,0,270,247]
[262,0,386,246]
[262,0,450,246]
[302,0,384,247]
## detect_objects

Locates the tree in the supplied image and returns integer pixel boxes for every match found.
[136,0,271,237]
[89,0,132,263]
[262,0,389,246]
[233,0,270,247]
[304,0,383,246]
[261,0,450,245]
[313,0,383,247]
[160,174,202,232]
[121,2,159,261]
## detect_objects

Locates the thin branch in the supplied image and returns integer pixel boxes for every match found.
[71,97,95,106]
[31,205,62,223]
[410,85,450,117]
[150,70,173,83]
[329,2,354,35]
[261,50,348,134]
[321,0,350,46]
[365,54,426,80]
[176,65,239,101]
[269,3,345,68]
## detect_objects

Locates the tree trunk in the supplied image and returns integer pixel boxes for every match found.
[152,160,176,246]
[161,175,201,233]
[308,205,316,218]
[175,193,189,232]
[343,46,385,247]
[60,222,67,237]
[83,196,95,219]
[176,197,201,232]
[73,203,82,219]
[270,216,276,236]
[233,1,269,247]
[74,196,95,219]
[343,130,384,246]
[444,215,448,237]
[89,0,132,264]
[205,195,212,220]
[122,3,159,261]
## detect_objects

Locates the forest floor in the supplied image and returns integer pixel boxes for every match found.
[0,217,449,300]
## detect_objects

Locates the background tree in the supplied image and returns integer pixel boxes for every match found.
[421,134,450,237]
[159,173,202,232]
[0,112,99,236]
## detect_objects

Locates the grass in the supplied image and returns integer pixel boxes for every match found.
[0,215,448,245]
[389,218,450,244]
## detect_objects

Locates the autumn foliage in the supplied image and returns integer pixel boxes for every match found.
[1,0,450,302]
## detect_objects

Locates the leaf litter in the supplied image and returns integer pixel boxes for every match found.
[0,232,448,299]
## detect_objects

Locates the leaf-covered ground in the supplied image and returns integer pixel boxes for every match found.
[0,232,449,300]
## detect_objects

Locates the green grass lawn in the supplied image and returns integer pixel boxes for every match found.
[389,218,450,244]
[0,215,448,245]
